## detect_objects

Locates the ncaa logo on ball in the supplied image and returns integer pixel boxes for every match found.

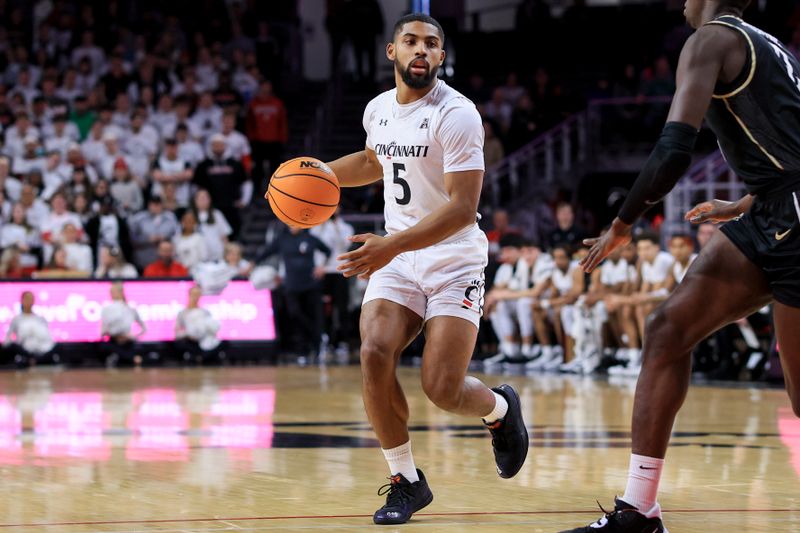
[300,160,331,173]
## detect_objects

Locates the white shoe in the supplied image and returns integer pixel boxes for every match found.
[483,352,510,366]
[559,358,583,373]
[581,352,602,375]
[525,350,554,370]
[543,354,565,371]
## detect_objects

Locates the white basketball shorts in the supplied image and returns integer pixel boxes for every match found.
[362,233,488,328]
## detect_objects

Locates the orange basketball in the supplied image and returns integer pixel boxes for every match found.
[266,156,340,228]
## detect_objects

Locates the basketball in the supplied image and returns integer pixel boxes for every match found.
[266,156,340,228]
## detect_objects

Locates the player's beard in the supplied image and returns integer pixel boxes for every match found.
[396,58,439,89]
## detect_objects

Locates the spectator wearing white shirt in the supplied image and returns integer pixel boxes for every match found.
[60,222,93,273]
[39,191,82,244]
[8,68,39,106]
[192,188,231,262]
[57,68,84,104]
[40,151,71,200]
[222,241,253,278]
[98,132,137,185]
[43,114,80,156]
[173,211,208,270]
[74,57,98,95]
[195,47,218,91]
[149,93,177,137]
[123,110,159,179]
[3,291,59,367]
[175,123,205,168]
[18,184,49,230]
[189,91,223,141]
[205,111,251,170]
[4,113,40,159]
[0,203,42,270]
[71,30,106,76]
[152,138,193,207]
[11,136,47,177]
[310,209,355,352]
[100,282,147,367]
[111,93,133,131]
[166,96,203,141]
[80,121,108,166]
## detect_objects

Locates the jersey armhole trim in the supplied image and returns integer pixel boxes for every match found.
[707,20,756,100]
[721,98,784,171]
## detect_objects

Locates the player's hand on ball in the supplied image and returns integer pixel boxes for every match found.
[581,219,632,273]
[685,199,738,224]
[337,233,398,280]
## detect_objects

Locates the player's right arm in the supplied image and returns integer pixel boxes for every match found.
[326,148,384,188]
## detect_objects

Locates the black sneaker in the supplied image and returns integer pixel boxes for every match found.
[372,469,433,525]
[559,497,667,532]
[485,384,528,478]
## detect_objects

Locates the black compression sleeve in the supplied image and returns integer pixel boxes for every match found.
[617,122,698,225]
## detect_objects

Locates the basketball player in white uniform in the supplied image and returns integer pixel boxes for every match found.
[325,14,528,525]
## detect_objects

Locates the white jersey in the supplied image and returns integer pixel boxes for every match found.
[672,254,697,284]
[552,262,578,296]
[641,251,675,285]
[600,258,631,286]
[363,80,485,245]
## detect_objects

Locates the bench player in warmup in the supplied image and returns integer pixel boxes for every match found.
[326,13,528,525]
[565,0,800,531]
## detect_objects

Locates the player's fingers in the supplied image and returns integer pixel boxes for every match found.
[684,202,712,221]
[582,237,600,247]
[337,248,365,262]
[348,233,373,243]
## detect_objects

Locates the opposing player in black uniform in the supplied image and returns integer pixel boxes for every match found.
[563,0,800,531]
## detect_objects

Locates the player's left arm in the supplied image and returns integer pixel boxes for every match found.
[581,25,738,273]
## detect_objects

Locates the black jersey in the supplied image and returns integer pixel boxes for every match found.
[704,15,800,195]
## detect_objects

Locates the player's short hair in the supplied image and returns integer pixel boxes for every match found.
[669,233,693,246]
[634,231,660,246]
[550,243,572,256]
[393,13,445,43]
[520,238,541,249]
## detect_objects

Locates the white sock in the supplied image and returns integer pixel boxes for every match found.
[622,453,664,518]
[541,345,553,359]
[382,441,419,482]
[482,392,509,424]
[521,344,532,357]
[500,341,516,356]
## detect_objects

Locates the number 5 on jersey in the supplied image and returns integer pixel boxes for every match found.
[393,162,410,205]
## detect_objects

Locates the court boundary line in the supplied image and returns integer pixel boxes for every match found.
[1,509,797,528]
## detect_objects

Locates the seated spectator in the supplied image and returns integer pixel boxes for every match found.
[98,132,136,184]
[85,195,133,263]
[129,196,180,268]
[34,245,91,278]
[486,209,520,260]
[68,95,95,140]
[12,135,46,176]
[507,92,539,151]
[3,291,59,367]
[191,188,232,262]
[222,242,253,278]
[109,158,143,215]
[150,93,177,137]
[190,91,223,141]
[63,164,92,201]
[0,203,42,271]
[72,192,93,225]
[123,110,159,179]
[4,113,40,159]
[173,211,208,270]
[547,202,585,249]
[0,188,10,221]
[94,245,138,279]
[100,282,147,367]
[484,87,513,133]
[90,179,113,211]
[160,182,184,215]
[60,222,93,273]
[0,247,26,278]
[43,114,79,156]
[40,191,82,243]
[174,285,225,365]
[19,183,50,230]
[143,240,189,277]
[151,138,192,207]
[483,120,504,168]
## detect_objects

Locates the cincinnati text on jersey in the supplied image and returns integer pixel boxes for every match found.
[374,142,430,158]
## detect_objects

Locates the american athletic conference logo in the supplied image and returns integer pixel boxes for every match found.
[461,278,485,313]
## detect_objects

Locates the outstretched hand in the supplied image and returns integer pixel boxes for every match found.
[337,233,398,280]
[685,199,739,224]
[580,219,633,273]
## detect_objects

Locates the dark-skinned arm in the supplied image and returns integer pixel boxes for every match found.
[685,193,754,224]
[581,25,739,272]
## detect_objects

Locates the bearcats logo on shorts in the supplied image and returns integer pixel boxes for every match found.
[461,278,486,314]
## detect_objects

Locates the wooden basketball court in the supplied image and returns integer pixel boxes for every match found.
[0,365,798,531]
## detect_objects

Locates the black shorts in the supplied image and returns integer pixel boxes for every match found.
[720,189,800,307]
